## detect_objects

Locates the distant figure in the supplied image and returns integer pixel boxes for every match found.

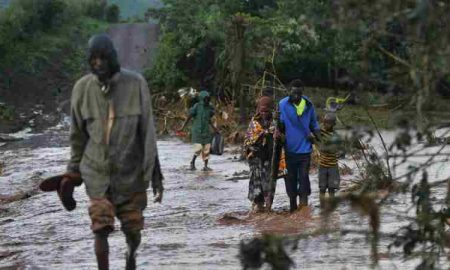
[178,90,218,171]
[41,34,164,270]
[277,79,320,212]
[317,113,343,206]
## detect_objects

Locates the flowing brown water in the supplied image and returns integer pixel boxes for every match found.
[1,126,449,269]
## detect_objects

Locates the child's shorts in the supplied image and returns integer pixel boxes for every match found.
[318,166,340,190]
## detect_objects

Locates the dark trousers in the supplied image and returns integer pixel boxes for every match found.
[284,152,311,198]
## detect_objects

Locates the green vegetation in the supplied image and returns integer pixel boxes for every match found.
[108,0,162,20]
[146,0,360,92]
[0,0,112,78]
[301,88,391,129]
[147,0,450,130]
[105,4,120,23]
[0,0,10,8]
[143,1,450,269]
[0,0,114,122]
[0,103,14,121]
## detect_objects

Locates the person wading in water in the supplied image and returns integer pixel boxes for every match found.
[317,113,344,206]
[178,90,218,171]
[244,95,287,212]
[40,34,164,270]
[277,79,320,212]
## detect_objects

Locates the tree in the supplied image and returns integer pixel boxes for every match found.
[105,4,120,23]
[84,0,107,20]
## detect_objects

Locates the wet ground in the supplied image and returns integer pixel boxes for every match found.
[1,126,449,269]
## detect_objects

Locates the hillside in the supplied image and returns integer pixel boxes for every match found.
[0,1,110,133]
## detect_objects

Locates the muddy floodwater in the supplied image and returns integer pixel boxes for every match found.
[1,125,449,269]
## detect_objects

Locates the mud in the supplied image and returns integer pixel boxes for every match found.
[0,127,449,269]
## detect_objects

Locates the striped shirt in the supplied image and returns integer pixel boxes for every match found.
[318,128,338,167]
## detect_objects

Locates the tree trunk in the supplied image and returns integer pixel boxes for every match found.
[230,15,247,125]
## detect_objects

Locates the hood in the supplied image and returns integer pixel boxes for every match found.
[198,91,210,104]
[88,34,121,80]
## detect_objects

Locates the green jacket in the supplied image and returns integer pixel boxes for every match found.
[67,69,162,204]
[189,91,214,144]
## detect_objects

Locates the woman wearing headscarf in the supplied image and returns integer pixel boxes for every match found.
[244,96,286,212]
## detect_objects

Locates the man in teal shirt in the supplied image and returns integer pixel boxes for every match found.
[179,90,218,171]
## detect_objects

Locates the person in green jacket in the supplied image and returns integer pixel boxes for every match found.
[53,34,164,270]
[179,90,218,171]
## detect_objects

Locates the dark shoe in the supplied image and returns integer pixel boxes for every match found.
[299,196,308,207]
[190,155,197,170]
[202,166,212,171]
[39,173,83,211]
[289,197,297,212]
[190,161,196,171]
[328,189,336,198]
[60,173,83,211]
[59,178,76,211]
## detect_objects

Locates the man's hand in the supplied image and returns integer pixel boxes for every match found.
[178,121,188,133]
[307,133,316,144]
[153,189,163,203]
[313,130,321,143]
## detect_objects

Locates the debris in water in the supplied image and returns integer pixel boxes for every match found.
[0,134,22,142]
[0,189,38,204]
[218,207,339,236]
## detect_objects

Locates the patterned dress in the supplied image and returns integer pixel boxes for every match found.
[244,116,286,204]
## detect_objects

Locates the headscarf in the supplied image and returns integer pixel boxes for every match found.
[256,96,274,114]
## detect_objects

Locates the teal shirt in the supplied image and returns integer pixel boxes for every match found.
[189,103,214,144]
[189,91,214,144]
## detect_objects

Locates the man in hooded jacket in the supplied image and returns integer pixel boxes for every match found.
[62,34,163,270]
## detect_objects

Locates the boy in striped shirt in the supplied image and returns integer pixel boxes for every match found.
[318,113,343,205]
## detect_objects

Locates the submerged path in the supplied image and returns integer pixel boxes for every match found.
[0,128,440,269]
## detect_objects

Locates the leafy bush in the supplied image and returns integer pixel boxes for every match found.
[148,0,362,93]
[105,4,120,23]
[83,0,107,20]
[0,0,110,74]
[0,103,14,120]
